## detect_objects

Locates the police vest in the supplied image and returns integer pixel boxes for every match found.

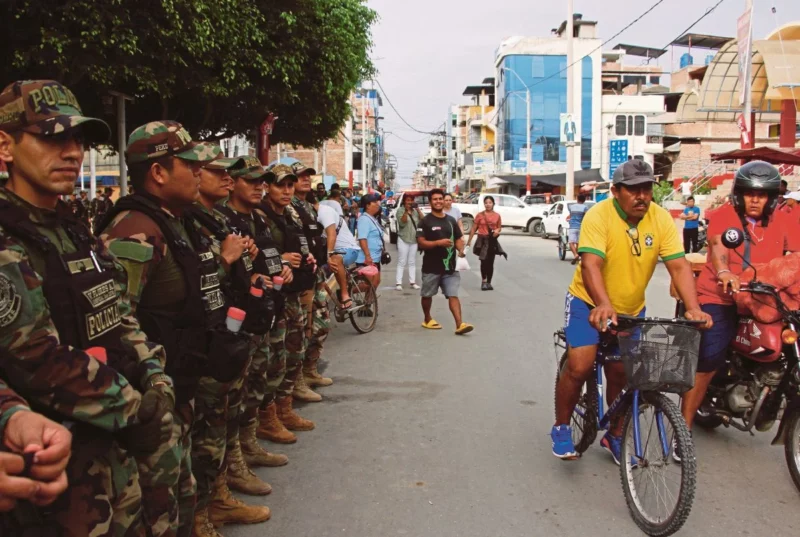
[0,200,127,357]
[101,195,227,400]
[292,199,328,264]
[259,204,316,293]
[213,205,284,281]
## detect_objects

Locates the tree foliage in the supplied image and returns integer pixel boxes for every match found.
[0,0,377,147]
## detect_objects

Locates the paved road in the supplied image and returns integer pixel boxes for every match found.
[230,231,800,537]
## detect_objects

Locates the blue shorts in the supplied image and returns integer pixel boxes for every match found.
[697,303,738,373]
[564,293,644,348]
[342,248,359,266]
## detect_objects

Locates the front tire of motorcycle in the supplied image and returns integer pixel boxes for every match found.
[783,410,800,494]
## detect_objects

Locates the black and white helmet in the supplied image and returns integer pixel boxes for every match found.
[732,160,781,215]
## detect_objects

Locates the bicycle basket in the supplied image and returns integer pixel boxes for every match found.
[618,322,701,393]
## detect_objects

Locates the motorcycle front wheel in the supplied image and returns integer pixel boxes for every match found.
[784,409,800,494]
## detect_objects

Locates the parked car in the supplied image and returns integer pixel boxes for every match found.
[520,194,565,206]
[451,193,550,235]
[388,190,431,244]
[541,200,596,239]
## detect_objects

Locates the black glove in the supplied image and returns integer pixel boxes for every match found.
[206,328,250,383]
[122,389,174,454]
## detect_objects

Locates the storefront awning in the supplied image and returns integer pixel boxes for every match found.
[492,168,603,188]
[711,146,800,165]
[754,40,800,101]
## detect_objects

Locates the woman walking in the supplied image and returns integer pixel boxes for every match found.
[467,196,505,291]
[395,194,423,290]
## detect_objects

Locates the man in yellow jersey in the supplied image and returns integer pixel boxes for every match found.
[551,160,712,462]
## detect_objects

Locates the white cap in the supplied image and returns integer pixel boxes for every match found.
[785,191,800,201]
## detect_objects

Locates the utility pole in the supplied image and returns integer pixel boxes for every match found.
[526,87,531,196]
[362,88,367,194]
[740,0,755,149]
[565,0,576,201]
[109,91,133,196]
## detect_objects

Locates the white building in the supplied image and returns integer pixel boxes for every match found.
[599,94,666,180]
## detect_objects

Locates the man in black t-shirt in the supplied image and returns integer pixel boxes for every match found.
[416,188,474,335]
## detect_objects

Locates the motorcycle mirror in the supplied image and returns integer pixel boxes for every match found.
[721,227,745,249]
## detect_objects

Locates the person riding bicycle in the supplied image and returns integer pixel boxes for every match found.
[567,193,590,265]
[679,161,800,447]
[552,160,712,462]
[317,200,360,309]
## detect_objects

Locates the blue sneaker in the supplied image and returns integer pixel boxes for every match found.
[601,431,638,468]
[551,425,578,460]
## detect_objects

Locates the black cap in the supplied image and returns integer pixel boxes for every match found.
[612,160,656,186]
[360,192,381,208]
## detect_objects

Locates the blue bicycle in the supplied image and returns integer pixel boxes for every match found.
[554,315,703,536]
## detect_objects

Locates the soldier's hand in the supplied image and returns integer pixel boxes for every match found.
[245,238,259,259]
[281,265,294,285]
[220,234,250,266]
[0,452,42,511]
[3,411,72,482]
[252,273,274,289]
[282,252,302,268]
[124,390,173,454]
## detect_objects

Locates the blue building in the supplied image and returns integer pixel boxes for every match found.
[494,19,602,187]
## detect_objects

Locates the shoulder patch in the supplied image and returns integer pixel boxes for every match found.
[0,272,22,327]
[108,240,154,263]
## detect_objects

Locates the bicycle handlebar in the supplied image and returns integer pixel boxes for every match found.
[615,315,707,327]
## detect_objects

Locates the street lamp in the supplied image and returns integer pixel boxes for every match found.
[500,67,532,195]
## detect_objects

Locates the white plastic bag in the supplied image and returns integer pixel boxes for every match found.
[456,254,470,272]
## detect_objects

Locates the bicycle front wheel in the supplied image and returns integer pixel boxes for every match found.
[554,351,598,454]
[348,274,378,334]
[620,393,696,537]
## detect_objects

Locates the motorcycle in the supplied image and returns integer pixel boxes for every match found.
[689,227,800,492]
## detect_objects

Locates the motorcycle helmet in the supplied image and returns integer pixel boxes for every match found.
[731,160,781,219]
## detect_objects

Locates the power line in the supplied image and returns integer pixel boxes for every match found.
[373,78,445,135]
[646,0,727,63]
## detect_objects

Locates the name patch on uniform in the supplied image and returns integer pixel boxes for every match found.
[298,236,310,255]
[204,288,225,312]
[82,280,117,309]
[262,248,282,275]
[0,273,22,328]
[86,302,122,340]
[200,273,220,291]
[198,252,215,262]
[242,253,253,272]
[67,258,96,274]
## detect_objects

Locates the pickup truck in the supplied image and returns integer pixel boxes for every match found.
[452,193,550,235]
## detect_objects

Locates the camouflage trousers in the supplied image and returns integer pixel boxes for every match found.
[277,292,308,398]
[227,355,251,443]
[305,274,331,370]
[15,431,146,537]
[136,403,196,537]
[191,376,234,510]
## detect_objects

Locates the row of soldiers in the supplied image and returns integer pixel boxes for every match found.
[67,188,115,230]
[0,79,337,537]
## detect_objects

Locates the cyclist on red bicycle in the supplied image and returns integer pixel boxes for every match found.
[552,160,712,462]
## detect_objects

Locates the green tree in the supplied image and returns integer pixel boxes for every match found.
[0,0,376,146]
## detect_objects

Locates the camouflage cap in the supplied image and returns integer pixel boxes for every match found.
[290,161,317,176]
[230,155,275,181]
[0,80,110,143]
[266,163,298,184]
[126,120,219,165]
[202,144,239,171]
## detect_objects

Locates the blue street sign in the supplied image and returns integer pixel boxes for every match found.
[609,140,629,178]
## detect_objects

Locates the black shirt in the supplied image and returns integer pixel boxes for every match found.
[417,213,463,275]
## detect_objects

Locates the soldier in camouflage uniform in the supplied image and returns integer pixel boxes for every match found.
[257,164,317,434]
[0,380,71,513]
[187,151,273,536]
[290,162,333,392]
[0,80,175,536]
[99,121,244,537]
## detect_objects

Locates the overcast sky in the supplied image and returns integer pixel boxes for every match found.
[367,0,800,187]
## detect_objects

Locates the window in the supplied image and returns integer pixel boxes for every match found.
[532,57,545,78]
[554,203,564,215]
[634,115,645,136]
[615,115,627,135]
[627,116,633,136]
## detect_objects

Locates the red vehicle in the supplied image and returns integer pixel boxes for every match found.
[685,228,800,492]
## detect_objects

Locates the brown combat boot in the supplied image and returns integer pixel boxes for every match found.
[225,437,272,496]
[256,402,297,444]
[192,507,224,537]
[241,421,289,468]
[276,395,315,431]
[304,364,333,387]
[292,370,322,402]
[208,470,271,527]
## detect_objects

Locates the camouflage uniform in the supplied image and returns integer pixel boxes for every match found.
[100,122,221,537]
[0,80,173,537]
[0,378,29,439]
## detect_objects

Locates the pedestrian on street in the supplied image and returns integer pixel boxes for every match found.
[680,196,701,253]
[356,192,385,289]
[395,194,423,291]
[567,194,590,265]
[316,182,327,201]
[343,188,359,234]
[318,198,361,309]
[466,195,504,291]
[417,189,473,335]
[444,193,464,233]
